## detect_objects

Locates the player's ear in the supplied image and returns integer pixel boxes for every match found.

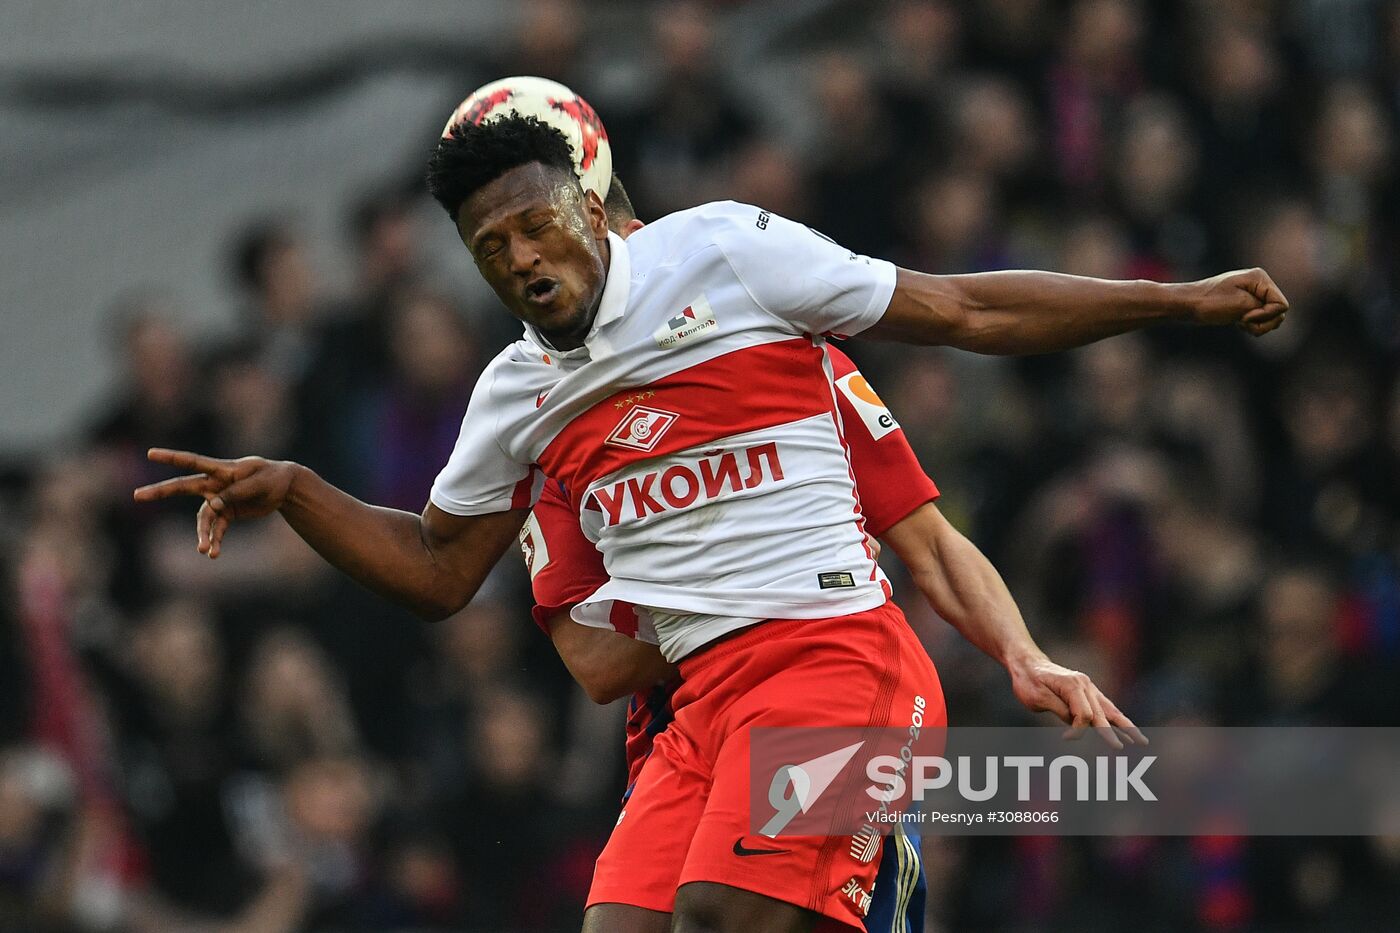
[583,188,609,240]
[623,219,645,238]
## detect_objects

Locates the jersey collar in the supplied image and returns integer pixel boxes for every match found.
[591,231,631,333]
[524,231,630,361]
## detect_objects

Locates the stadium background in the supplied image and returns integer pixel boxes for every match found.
[2,0,1399,929]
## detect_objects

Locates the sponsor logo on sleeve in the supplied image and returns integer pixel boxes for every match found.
[835,372,899,441]
[604,405,679,452]
[518,512,550,579]
[654,294,718,350]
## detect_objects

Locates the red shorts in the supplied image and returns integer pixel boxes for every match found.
[587,601,945,929]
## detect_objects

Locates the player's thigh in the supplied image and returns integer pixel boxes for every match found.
[670,603,940,930]
[581,902,670,933]
[675,724,875,930]
[672,881,817,933]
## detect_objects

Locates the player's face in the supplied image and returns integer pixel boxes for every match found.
[457,163,610,349]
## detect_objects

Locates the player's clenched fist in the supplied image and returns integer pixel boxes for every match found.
[133,449,298,558]
[1182,267,1289,335]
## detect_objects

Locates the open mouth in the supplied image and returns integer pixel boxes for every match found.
[524,277,561,305]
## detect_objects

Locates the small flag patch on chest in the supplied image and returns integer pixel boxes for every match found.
[654,294,718,349]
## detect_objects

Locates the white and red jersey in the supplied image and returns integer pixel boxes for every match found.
[431,201,899,660]
[520,346,940,790]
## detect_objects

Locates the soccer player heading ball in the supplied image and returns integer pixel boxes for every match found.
[136,75,1286,931]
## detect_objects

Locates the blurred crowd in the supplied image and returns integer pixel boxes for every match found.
[3,0,1400,930]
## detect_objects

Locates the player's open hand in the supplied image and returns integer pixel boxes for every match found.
[1184,267,1289,335]
[133,449,298,558]
[1007,653,1147,749]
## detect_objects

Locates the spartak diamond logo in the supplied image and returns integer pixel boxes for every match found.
[605,405,679,452]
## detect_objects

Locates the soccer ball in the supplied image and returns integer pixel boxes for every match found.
[442,75,612,200]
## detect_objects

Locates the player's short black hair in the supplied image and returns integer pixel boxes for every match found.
[427,114,578,222]
[603,174,637,228]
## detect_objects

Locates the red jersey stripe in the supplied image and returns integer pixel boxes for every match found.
[536,337,833,509]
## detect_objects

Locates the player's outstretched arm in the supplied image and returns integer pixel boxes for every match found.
[883,502,1146,748]
[866,267,1288,354]
[133,449,524,621]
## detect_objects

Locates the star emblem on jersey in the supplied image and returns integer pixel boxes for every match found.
[613,390,656,409]
[605,405,679,452]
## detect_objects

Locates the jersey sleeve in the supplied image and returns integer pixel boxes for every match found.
[829,347,940,537]
[429,363,541,515]
[522,479,612,632]
[710,202,897,338]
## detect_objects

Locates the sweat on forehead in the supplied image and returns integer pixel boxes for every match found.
[458,163,584,239]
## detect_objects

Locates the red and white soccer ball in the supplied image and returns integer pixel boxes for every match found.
[442,75,612,200]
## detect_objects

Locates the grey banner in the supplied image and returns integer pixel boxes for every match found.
[747,727,1400,836]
